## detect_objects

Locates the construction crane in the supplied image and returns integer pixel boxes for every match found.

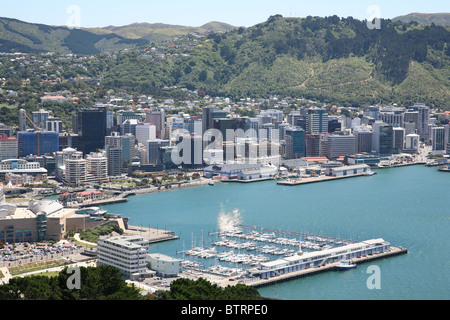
[20,109,42,156]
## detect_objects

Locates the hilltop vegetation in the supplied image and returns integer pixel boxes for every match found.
[393,13,450,27]
[1,15,449,110]
[100,15,450,108]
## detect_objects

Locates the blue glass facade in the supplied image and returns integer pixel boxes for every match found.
[18,132,59,156]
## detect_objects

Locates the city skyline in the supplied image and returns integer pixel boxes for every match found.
[2,0,449,29]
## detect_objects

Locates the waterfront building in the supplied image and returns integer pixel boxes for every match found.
[392,127,405,154]
[284,128,305,159]
[97,236,150,279]
[379,124,394,155]
[203,163,264,179]
[345,154,380,166]
[62,151,87,187]
[325,164,370,177]
[0,198,104,243]
[237,164,278,181]
[86,152,109,183]
[325,133,356,160]
[405,134,420,154]
[106,146,122,177]
[248,238,391,280]
[305,134,321,157]
[0,134,18,161]
[431,126,446,153]
[0,159,47,181]
[307,107,328,134]
[146,253,182,277]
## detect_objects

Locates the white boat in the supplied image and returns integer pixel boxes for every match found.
[364,171,377,176]
[335,260,357,270]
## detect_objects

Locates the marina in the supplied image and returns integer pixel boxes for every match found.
[172,222,407,288]
[102,165,450,300]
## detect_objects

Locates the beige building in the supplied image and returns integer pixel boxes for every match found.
[0,197,107,243]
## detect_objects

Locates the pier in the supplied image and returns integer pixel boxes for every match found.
[242,246,408,288]
[276,173,368,186]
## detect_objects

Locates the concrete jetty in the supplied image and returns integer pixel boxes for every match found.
[240,246,407,289]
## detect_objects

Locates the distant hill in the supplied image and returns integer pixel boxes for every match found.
[100,15,450,108]
[393,13,450,26]
[0,17,148,54]
[84,21,238,42]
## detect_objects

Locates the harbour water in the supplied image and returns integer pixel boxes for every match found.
[104,165,449,300]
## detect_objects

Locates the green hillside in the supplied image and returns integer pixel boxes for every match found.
[0,17,148,54]
[110,15,447,107]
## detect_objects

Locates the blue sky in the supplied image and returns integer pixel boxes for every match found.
[3,0,449,28]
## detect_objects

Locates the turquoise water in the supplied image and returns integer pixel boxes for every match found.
[104,165,449,300]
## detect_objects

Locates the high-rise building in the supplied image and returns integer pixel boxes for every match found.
[285,128,305,159]
[354,127,372,153]
[86,152,108,182]
[19,109,27,132]
[392,127,405,154]
[305,134,321,157]
[63,151,87,187]
[307,107,328,134]
[147,140,170,165]
[135,123,156,145]
[409,103,430,143]
[77,108,107,154]
[145,110,165,139]
[378,107,404,128]
[432,126,446,152]
[326,133,356,160]
[0,134,18,161]
[32,109,50,129]
[379,124,394,155]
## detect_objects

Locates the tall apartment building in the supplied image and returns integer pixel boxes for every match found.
[86,152,108,182]
[63,151,87,187]
[97,236,150,278]
[378,107,404,128]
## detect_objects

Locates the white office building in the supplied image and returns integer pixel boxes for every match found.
[97,235,150,278]
[135,123,156,145]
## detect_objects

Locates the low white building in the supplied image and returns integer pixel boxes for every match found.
[97,236,150,279]
[237,164,278,181]
[325,164,370,177]
[146,253,182,277]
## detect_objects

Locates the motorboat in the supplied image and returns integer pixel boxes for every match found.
[335,260,357,270]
